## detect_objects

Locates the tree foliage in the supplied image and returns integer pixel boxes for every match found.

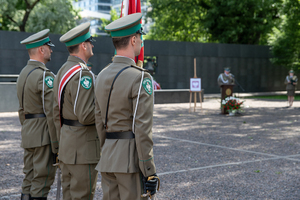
[269,0,300,70]
[0,0,79,34]
[203,0,282,44]
[147,0,210,42]
[99,9,119,35]
[147,0,282,45]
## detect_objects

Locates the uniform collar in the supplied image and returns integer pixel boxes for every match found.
[27,59,47,70]
[113,56,136,66]
[67,55,87,64]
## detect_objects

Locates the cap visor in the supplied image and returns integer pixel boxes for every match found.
[47,41,55,47]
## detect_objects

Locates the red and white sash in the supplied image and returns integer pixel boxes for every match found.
[58,65,81,109]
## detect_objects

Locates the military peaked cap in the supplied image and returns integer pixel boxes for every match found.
[105,13,145,38]
[60,22,94,47]
[224,67,231,72]
[20,29,55,49]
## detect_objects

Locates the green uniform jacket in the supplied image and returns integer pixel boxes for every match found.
[16,60,58,153]
[94,56,156,177]
[284,75,298,91]
[53,56,100,164]
[217,73,235,86]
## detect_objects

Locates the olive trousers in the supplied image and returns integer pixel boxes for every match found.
[101,172,147,200]
[60,161,98,200]
[22,144,56,197]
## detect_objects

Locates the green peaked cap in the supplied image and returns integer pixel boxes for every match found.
[20,29,55,49]
[60,22,91,46]
[105,13,145,38]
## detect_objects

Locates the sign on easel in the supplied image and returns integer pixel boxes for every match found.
[190,78,201,92]
[189,58,203,112]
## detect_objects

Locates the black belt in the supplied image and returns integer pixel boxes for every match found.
[106,131,135,139]
[25,113,46,119]
[63,119,95,127]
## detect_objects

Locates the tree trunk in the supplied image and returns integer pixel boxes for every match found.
[19,0,41,32]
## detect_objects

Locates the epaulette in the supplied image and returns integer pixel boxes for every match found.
[131,65,148,72]
[79,62,89,70]
[103,63,111,70]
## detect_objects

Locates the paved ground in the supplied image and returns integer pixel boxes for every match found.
[1,98,300,199]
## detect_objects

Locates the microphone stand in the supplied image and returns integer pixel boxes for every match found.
[234,78,245,92]
[233,77,245,115]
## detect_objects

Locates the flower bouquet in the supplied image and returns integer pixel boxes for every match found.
[221,96,244,115]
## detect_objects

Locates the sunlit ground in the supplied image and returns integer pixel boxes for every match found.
[1,99,300,199]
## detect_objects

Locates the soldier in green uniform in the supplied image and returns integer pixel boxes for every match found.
[52,22,100,199]
[284,70,298,107]
[217,67,235,86]
[94,13,159,200]
[17,29,58,200]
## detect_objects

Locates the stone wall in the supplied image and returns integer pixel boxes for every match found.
[0,30,288,93]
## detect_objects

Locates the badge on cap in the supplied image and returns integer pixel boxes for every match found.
[80,76,92,90]
[45,76,54,88]
[142,78,152,95]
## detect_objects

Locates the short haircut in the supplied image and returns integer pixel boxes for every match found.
[112,34,138,50]
[67,44,80,54]
[27,48,38,56]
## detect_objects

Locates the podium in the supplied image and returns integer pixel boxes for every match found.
[220,84,235,114]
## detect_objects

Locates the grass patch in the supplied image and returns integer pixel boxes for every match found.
[244,95,300,101]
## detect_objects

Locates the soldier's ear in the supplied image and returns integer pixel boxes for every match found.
[131,35,136,46]
[39,46,44,54]
[80,42,86,50]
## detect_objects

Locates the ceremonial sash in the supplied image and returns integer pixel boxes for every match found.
[58,65,81,126]
[58,65,81,109]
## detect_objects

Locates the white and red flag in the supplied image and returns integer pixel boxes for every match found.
[120,0,144,68]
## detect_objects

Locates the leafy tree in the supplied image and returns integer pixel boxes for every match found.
[147,0,210,42]
[147,0,282,44]
[99,8,119,35]
[0,0,79,34]
[269,0,300,70]
[204,0,282,44]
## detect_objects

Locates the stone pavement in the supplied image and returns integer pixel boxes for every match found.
[1,98,300,199]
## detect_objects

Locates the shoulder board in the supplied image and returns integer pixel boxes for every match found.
[131,65,147,72]
[79,62,88,70]
[103,63,111,70]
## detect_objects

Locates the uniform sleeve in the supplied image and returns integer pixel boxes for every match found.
[132,72,156,177]
[38,72,58,153]
[284,76,288,85]
[18,108,25,125]
[16,78,25,125]
[71,70,95,125]
[53,75,61,148]
[95,95,105,149]
[217,74,223,86]
[231,76,235,84]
